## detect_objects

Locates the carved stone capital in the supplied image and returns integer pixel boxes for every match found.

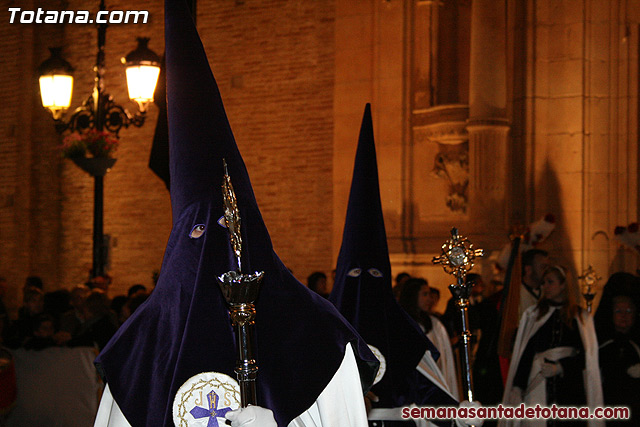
[413,104,469,145]
[412,105,470,214]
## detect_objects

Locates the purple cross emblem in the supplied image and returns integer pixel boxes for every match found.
[189,390,233,427]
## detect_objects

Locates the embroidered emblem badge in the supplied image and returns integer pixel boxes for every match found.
[173,372,241,427]
[368,344,386,385]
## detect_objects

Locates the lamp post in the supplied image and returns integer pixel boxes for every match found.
[37,0,160,279]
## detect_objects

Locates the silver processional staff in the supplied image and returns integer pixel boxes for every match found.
[216,159,264,407]
[432,227,483,403]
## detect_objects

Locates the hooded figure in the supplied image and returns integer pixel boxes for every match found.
[594,272,640,343]
[93,1,378,426]
[594,274,640,426]
[329,104,458,426]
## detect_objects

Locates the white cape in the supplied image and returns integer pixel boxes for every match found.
[368,349,459,427]
[500,306,604,427]
[94,343,369,427]
[427,315,460,401]
[95,344,460,427]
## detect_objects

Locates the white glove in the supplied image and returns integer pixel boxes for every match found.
[455,400,484,427]
[225,405,277,427]
[540,361,563,378]
[627,363,640,378]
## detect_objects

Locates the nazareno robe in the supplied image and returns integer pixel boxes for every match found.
[598,333,640,426]
[329,105,458,427]
[93,0,379,425]
[500,305,604,427]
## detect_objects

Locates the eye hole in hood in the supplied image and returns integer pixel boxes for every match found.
[347,268,362,277]
[367,268,383,278]
[189,224,206,239]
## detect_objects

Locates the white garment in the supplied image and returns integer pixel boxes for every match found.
[368,349,459,427]
[417,350,459,427]
[500,306,604,427]
[94,342,369,427]
[427,315,460,401]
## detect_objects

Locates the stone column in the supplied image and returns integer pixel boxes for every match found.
[466,0,510,236]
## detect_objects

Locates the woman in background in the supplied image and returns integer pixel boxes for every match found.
[501,265,603,426]
[398,277,460,400]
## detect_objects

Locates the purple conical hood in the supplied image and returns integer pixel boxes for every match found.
[330,104,454,408]
[95,2,378,426]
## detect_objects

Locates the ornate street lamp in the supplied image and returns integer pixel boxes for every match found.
[37,48,74,120]
[37,0,160,279]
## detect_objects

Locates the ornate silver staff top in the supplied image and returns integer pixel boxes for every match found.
[217,159,264,407]
[578,265,601,314]
[217,160,264,304]
[432,227,483,404]
[433,227,484,294]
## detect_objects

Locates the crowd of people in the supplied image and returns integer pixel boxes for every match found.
[389,250,640,426]
[0,275,155,420]
[0,275,150,354]
[1,251,640,425]
[302,249,640,426]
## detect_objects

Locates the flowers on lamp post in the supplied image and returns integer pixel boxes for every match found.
[60,129,119,159]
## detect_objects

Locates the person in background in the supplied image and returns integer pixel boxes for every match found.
[88,275,112,293]
[68,289,118,351]
[120,292,150,323]
[519,249,550,318]
[393,272,411,300]
[307,271,329,298]
[428,287,442,318]
[55,284,91,345]
[501,265,603,427]
[127,284,147,298]
[110,295,129,326]
[43,288,71,331]
[105,284,150,325]
[23,314,56,350]
[486,279,504,299]
[16,276,44,320]
[594,271,640,343]
[598,295,640,426]
[4,286,45,349]
[329,104,467,426]
[398,277,460,400]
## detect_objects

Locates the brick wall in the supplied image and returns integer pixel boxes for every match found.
[0,0,336,310]
[0,0,38,314]
[198,0,336,286]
